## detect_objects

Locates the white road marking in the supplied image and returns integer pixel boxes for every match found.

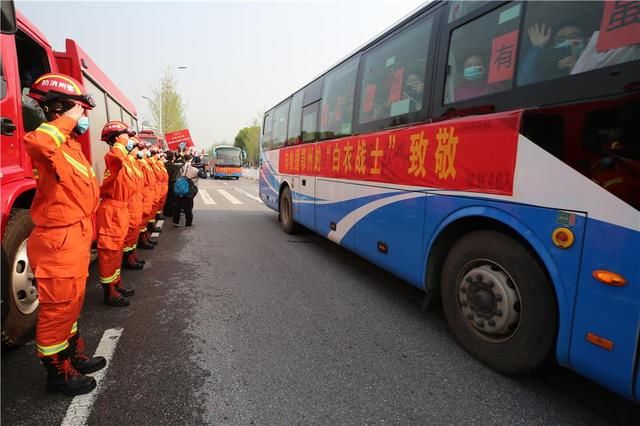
[61,328,123,426]
[223,182,228,186]
[234,188,263,203]
[217,189,242,205]
[199,189,217,205]
[156,220,164,228]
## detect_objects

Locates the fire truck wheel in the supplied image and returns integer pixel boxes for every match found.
[279,186,298,234]
[1,209,38,347]
[440,230,557,374]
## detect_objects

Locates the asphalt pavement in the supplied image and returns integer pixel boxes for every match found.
[2,176,639,425]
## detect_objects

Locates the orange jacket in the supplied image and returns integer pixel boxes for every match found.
[125,153,144,192]
[24,116,99,228]
[140,157,157,188]
[100,143,135,202]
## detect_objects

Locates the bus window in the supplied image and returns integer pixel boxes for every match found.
[262,112,273,151]
[15,29,50,132]
[302,102,319,143]
[518,1,640,86]
[272,100,290,150]
[319,58,358,140]
[358,16,433,126]
[448,0,489,23]
[286,90,304,146]
[444,3,522,104]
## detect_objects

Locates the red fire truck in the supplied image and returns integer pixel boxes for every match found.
[137,129,164,149]
[0,10,137,345]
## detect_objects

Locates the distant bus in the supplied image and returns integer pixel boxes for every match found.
[259,0,640,401]
[212,146,243,179]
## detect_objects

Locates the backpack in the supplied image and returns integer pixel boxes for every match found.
[174,177,191,197]
[174,164,198,198]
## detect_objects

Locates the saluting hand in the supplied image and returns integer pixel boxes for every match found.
[63,104,84,122]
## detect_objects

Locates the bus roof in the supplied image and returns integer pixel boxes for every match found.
[54,39,137,117]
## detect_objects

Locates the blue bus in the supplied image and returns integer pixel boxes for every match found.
[259,0,639,400]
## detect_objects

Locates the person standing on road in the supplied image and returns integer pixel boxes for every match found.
[97,121,136,307]
[24,73,104,396]
[163,151,184,217]
[172,153,199,227]
[121,137,146,270]
[137,142,158,249]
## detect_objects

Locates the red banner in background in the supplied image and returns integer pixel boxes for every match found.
[164,129,194,151]
[278,111,521,196]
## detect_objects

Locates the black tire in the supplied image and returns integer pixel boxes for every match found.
[441,230,557,374]
[279,186,298,234]
[1,209,38,346]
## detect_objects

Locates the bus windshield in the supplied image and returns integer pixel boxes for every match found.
[215,147,242,166]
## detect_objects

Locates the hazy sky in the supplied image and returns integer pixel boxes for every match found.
[17,0,425,149]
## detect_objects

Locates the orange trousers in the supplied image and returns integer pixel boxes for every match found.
[141,190,155,232]
[96,199,129,285]
[27,218,92,356]
[124,192,143,252]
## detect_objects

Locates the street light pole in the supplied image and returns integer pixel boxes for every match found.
[142,65,188,137]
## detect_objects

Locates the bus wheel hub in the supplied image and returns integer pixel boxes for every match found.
[459,264,520,339]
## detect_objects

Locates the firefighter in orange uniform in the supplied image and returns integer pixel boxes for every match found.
[156,150,170,217]
[24,73,104,396]
[121,137,146,269]
[137,142,158,249]
[97,121,136,306]
[149,146,168,229]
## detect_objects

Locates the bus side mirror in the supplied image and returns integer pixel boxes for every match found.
[1,0,17,35]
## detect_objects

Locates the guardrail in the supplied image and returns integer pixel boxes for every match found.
[242,167,259,180]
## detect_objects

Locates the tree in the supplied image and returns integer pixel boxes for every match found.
[146,68,188,136]
[233,124,261,167]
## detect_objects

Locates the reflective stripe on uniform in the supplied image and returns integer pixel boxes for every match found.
[113,144,128,156]
[35,123,65,148]
[62,151,90,178]
[123,245,134,253]
[37,340,69,356]
[99,268,121,284]
[70,321,78,335]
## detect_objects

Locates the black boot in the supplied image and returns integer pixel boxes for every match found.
[102,284,130,307]
[132,249,146,265]
[138,233,154,250]
[41,347,96,396]
[145,231,158,246]
[122,251,143,270]
[68,333,106,374]
[115,278,135,297]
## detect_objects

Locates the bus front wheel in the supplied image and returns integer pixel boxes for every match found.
[440,230,557,374]
[279,186,298,234]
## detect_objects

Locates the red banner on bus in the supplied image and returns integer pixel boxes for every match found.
[278,111,521,196]
[165,129,194,151]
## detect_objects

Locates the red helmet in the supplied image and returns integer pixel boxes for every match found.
[101,121,136,142]
[28,73,96,110]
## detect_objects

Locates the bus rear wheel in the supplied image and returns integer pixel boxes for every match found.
[279,186,298,234]
[440,230,557,374]
[1,209,38,346]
